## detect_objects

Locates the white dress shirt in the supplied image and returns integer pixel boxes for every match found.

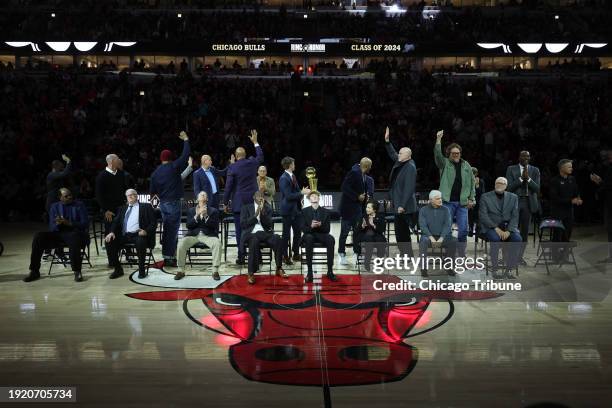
[252,201,264,234]
[124,203,140,233]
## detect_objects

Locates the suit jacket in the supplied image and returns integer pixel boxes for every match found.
[185,206,220,237]
[339,164,374,221]
[48,200,89,238]
[479,191,519,234]
[549,175,580,219]
[223,145,264,213]
[110,202,157,248]
[279,171,303,216]
[301,206,331,234]
[386,142,417,213]
[505,164,541,213]
[193,166,227,208]
[240,201,274,236]
[355,214,386,240]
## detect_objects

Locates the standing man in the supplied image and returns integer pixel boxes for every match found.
[96,153,127,266]
[223,129,264,264]
[550,159,582,262]
[338,157,374,265]
[506,151,540,265]
[24,188,89,283]
[384,126,416,257]
[46,154,71,212]
[193,153,233,210]
[479,177,522,279]
[434,130,476,256]
[105,189,157,280]
[301,191,336,282]
[279,156,310,265]
[590,149,612,263]
[257,165,276,207]
[150,130,191,267]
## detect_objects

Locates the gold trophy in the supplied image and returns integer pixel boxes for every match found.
[305,167,318,194]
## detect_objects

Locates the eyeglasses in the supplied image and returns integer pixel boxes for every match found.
[450,151,461,155]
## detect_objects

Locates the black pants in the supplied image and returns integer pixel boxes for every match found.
[282,213,302,258]
[245,231,283,274]
[106,233,149,274]
[338,218,357,255]
[302,233,335,273]
[30,231,88,273]
[102,214,115,266]
[358,232,386,269]
[395,213,415,257]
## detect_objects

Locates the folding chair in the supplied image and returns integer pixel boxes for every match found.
[534,218,578,275]
[48,243,93,275]
[119,242,156,274]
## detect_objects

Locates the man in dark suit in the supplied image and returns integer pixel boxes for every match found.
[479,177,522,279]
[384,126,416,257]
[301,191,336,283]
[279,156,310,266]
[505,151,541,264]
[240,191,286,285]
[105,189,157,279]
[193,153,233,209]
[175,191,221,281]
[223,129,264,264]
[24,188,89,283]
[338,158,374,265]
[550,159,582,262]
[590,149,612,263]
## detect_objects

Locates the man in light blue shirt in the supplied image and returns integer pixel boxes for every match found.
[193,153,232,209]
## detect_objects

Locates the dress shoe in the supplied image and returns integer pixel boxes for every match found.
[23,271,41,283]
[327,272,338,282]
[138,270,147,279]
[247,274,256,285]
[109,267,124,279]
[174,272,185,280]
[305,273,314,283]
[212,271,221,281]
[74,272,83,282]
[276,267,288,279]
[282,256,294,266]
[292,254,301,262]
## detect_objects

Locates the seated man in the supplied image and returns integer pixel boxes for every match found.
[175,191,221,281]
[105,189,157,279]
[418,190,457,277]
[240,191,287,285]
[301,191,337,283]
[24,188,89,282]
[479,177,522,279]
[354,200,386,272]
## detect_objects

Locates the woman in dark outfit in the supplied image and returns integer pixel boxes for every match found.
[354,200,387,271]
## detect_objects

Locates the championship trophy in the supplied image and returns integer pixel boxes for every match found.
[305,167,318,194]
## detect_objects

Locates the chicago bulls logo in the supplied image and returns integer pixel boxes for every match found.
[126,271,499,406]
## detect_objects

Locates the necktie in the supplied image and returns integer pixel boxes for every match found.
[291,174,298,187]
[123,205,133,234]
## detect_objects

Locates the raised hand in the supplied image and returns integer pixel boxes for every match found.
[230,154,236,164]
[179,130,188,141]
[249,129,258,144]
[61,154,71,163]
[188,156,193,167]
[384,126,390,143]
[436,130,444,142]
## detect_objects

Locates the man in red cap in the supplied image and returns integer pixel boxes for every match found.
[150,130,191,267]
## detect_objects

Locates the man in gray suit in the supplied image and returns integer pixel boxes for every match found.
[479,177,522,278]
[384,126,416,257]
[505,151,540,264]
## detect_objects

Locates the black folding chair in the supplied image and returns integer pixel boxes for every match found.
[48,244,93,275]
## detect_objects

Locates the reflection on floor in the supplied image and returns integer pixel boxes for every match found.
[1,223,611,407]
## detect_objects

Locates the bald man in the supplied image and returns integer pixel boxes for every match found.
[193,153,233,209]
[385,126,416,257]
[222,129,264,264]
[338,157,374,265]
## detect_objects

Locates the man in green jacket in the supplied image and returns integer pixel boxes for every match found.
[434,130,476,255]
